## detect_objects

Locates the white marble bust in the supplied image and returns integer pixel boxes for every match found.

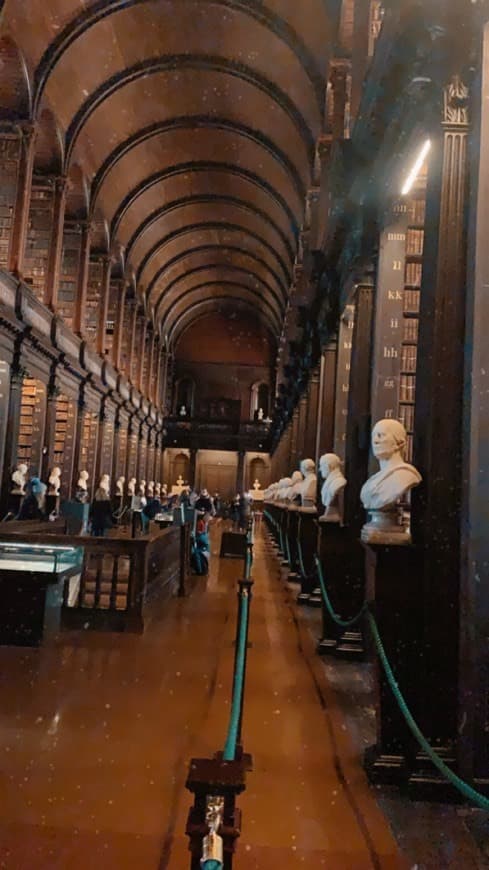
[287,470,304,505]
[319,453,347,522]
[139,479,146,496]
[155,482,161,497]
[147,481,155,498]
[11,463,28,494]
[253,479,261,491]
[361,419,421,512]
[298,458,317,509]
[48,466,61,496]
[278,477,293,501]
[116,476,125,497]
[128,477,136,496]
[99,474,110,495]
[77,470,89,491]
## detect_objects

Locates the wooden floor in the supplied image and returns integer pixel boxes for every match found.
[0,523,406,869]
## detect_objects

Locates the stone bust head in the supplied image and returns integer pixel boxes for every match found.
[319,453,347,519]
[360,418,422,512]
[298,458,317,508]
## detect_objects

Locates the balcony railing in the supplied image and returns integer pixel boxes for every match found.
[163,417,272,452]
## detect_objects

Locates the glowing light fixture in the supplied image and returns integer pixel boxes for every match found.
[401,139,431,196]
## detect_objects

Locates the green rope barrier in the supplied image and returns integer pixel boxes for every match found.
[315,556,367,628]
[366,611,489,811]
[223,591,250,761]
[297,530,307,578]
[314,555,489,810]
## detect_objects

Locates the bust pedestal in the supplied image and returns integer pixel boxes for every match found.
[315,520,364,659]
[363,542,422,788]
[285,504,301,581]
[296,507,320,606]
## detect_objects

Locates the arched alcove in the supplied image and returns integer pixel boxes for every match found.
[250,381,270,419]
[175,376,195,417]
[170,451,190,486]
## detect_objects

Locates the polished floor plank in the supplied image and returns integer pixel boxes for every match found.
[0,524,406,868]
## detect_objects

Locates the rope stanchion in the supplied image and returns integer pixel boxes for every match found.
[314,555,489,810]
[315,556,367,628]
[366,611,489,811]
[223,590,250,761]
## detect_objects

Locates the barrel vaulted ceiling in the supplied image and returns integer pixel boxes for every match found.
[2,0,335,348]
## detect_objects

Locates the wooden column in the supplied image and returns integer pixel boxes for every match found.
[45,176,67,310]
[111,280,126,367]
[8,124,36,278]
[138,318,148,393]
[71,386,86,496]
[460,25,489,786]
[96,256,112,357]
[129,309,139,386]
[334,306,355,460]
[0,359,23,515]
[410,72,470,770]
[351,0,371,122]
[304,370,320,460]
[236,450,245,494]
[295,394,308,463]
[343,278,375,530]
[288,406,300,473]
[73,221,92,336]
[146,331,157,400]
[40,372,58,483]
[315,339,338,463]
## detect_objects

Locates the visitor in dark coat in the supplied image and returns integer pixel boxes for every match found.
[90,488,113,537]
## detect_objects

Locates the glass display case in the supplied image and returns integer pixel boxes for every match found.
[0,542,83,574]
[0,542,83,646]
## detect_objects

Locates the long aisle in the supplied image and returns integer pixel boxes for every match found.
[0,523,406,869]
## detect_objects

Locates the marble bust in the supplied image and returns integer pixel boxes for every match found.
[298,458,317,509]
[252,479,261,491]
[99,474,110,495]
[77,470,89,491]
[155,482,161,497]
[48,467,61,496]
[116,476,125,497]
[128,477,136,496]
[360,419,422,542]
[279,477,293,501]
[287,470,304,505]
[139,479,146,496]
[11,463,28,494]
[147,481,154,498]
[319,453,347,522]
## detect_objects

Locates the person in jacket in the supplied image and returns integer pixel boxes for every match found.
[90,487,113,537]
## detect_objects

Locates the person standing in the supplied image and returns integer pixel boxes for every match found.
[90,487,113,537]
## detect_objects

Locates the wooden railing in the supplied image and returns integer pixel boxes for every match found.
[0,523,192,632]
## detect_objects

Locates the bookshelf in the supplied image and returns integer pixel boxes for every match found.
[85,258,103,345]
[79,411,98,483]
[400,189,426,461]
[0,137,21,270]
[23,179,54,302]
[58,224,81,330]
[17,377,46,471]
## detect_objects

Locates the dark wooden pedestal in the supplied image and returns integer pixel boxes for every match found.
[296,509,320,605]
[220,532,247,559]
[317,521,365,659]
[363,542,422,788]
[0,569,69,646]
[285,507,300,581]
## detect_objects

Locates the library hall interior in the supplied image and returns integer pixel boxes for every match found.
[0,0,489,867]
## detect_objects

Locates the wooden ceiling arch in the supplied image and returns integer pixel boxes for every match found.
[154,266,285,322]
[168,294,281,347]
[110,162,299,242]
[2,0,336,356]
